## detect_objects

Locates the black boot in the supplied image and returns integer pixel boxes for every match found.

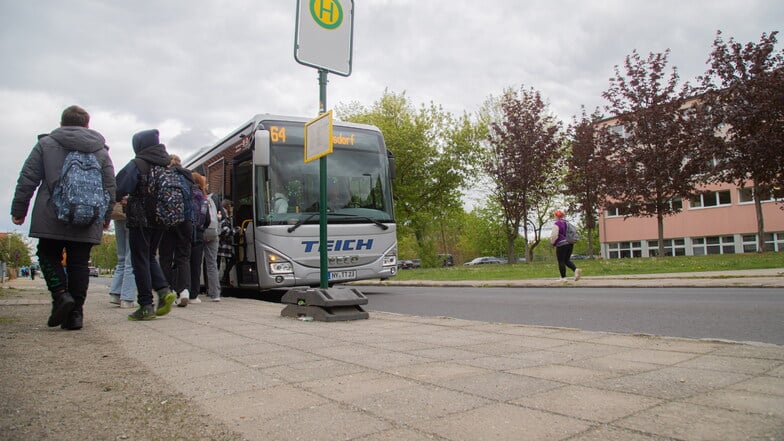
[61,307,83,330]
[47,291,75,327]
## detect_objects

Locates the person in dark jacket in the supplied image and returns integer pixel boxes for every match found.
[159,154,193,307]
[11,105,115,330]
[115,129,175,321]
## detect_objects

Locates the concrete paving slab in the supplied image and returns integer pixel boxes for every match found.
[513,384,663,423]
[727,375,784,396]
[616,401,784,441]
[434,371,563,401]
[235,402,391,441]
[410,402,592,441]
[508,364,621,384]
[588,366,752,399]
[389,361,491,382]
[349,384,490,424]
[684,388,784,417]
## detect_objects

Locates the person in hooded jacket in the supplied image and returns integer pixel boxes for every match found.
[115,129,176,321]
[11,105,116,330]
[158,154,194,307]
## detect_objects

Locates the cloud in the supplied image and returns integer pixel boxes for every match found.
[1,0,782,234]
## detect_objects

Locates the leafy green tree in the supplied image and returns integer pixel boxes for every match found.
[484,86,564,263]
[694,31,784,252]
[337,91,482,260]
[0,233,32,273]
[90,234,117,270]
[599,50,702,257]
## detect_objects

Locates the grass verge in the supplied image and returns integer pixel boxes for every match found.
[393,252,784,281]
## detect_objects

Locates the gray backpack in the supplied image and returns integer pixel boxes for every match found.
[565,222,580,244]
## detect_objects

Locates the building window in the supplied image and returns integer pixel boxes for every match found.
[741,232,784,252]
[738,186,784,204]
[690,190,731,208]
[693,235,735,255]
[607,241,643,259]
[648,238,686,257]
[742,234,758,252]
[606,203,631,218]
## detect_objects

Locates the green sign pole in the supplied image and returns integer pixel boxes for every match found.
[318,69,329,289]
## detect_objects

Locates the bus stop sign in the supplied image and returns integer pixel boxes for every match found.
[295,0,354,76]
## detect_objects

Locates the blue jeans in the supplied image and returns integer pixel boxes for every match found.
[109,219,136,301]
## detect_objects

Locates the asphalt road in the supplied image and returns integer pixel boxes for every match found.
[354,285,784,345]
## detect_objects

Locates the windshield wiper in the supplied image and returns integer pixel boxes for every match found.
[286,212,390,233]
[329,213,389,230]
[286,213,319,233]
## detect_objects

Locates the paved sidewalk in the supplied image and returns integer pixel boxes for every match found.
[2,275,783,440]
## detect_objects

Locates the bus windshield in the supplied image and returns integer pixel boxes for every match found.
[256,125,394,226]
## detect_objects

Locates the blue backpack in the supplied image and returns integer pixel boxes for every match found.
[52,150,110,226]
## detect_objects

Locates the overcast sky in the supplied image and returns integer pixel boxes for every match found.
[1,0,782,235]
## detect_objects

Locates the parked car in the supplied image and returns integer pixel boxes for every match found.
[88,266,99,277]
[570,254,590,260]
[398,260,414,269]
[464,256,506,265]
[410,259,421,269]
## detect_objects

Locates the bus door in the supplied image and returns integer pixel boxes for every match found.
[232,151,258,286]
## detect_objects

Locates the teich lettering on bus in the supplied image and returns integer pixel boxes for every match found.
[301,239,374,253]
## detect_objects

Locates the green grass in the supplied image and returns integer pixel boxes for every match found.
[393,252,784,281]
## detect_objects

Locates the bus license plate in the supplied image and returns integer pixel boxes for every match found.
[328,270,356,281]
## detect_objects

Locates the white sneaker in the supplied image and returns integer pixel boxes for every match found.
[559,277,568,283]
[574,268,583,281]
[189,297,202,304]
[120,300,137,309]
[176,289,189,307]
[210,297,221,302]
[109,294,121,305]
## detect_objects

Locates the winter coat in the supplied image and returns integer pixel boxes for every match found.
[11,126,116,244]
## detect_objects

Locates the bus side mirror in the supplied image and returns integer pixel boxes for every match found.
[254,129,270,166]
[387,149,395,180]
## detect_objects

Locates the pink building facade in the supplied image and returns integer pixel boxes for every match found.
[598,182,784,258]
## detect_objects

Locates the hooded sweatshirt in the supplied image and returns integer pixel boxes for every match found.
[115,129,173,228]
[12,126,115,244]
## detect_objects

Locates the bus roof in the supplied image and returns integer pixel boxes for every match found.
[183,114,381,169]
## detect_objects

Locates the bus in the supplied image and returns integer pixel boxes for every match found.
[184,114,398,291]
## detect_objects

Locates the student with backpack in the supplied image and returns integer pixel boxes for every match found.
[115,129,176,321]
[188,172,209,303]
[158,154,195,307]
[202,189,222,301]
[549,209,583,282]
[11,105,116,330]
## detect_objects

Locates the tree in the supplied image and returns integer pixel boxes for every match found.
[565,107,610,257]
[0,232,32,273]
[695,31,784,252]
[337,91,483,260]
[90,234,117,270]
[599,50,702,257]
[485,86,564,263]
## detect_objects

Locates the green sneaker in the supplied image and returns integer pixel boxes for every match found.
[128,304,156,321]
[156,291,176,317]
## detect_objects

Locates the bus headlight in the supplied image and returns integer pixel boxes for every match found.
[268,253,293,274]
[382,252,397,267]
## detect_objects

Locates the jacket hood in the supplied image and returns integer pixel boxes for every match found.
[132,129,160,153]
[47,126,106,153]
